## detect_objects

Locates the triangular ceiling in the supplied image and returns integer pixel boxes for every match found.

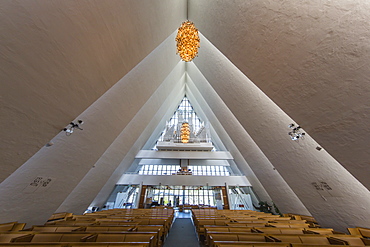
[1,0,370,231]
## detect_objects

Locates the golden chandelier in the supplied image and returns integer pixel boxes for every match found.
[175,21,200,62]
[180,122,190,143]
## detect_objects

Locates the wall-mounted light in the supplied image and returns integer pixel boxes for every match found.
[288,123,305,140]
[63,120,83,136]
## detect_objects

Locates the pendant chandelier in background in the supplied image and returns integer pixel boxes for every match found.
[176,21,200,62]
[180,122,190,143]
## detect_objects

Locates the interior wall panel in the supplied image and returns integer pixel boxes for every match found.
[189,0,370,190]
[56,61,185,214]
[0,0,186,183]
[0,33,180,226]
[186,63,310,216]
[193,33,370,231]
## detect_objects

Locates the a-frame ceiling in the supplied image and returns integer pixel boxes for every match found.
[0,0,370,231]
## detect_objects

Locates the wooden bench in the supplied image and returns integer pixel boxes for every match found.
[265,223,310,228]
[205,226,306,235]
[0,244,65,247]
[270,234,370,246]
[4,232,157,247]
[348,227,370,238]
[208,232,370,247]
[84,226,163,246]
[47,213,73,222]
[327,235,370,246]
[0,222,26,232]
[84,233,156,247]
[215,242,291,247]
[0,233,35,243]
[28,233,93,243]
[269,234,331,245]
[46,221,99,226]
[0,243,149,247]
[208,233,273,247]
[28,225,164,246]
[291,244,364,247]
[30,226,83,232]
[68,244,149,247]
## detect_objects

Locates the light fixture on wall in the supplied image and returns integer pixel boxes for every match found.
[175,21,200,62]
[288,123,305,140]
[63,120,83,136]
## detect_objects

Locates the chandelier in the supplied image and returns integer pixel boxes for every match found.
[181,122,190,143]
[288,124,305,141]
[175,21,200,62]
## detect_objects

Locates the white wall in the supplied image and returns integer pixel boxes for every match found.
[191,33,370,231]
[0,32,182,226]
[187,62,311,216]
[190,0,370,190]
[56,47,186,214]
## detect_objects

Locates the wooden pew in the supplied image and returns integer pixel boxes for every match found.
[327,235,370,246]
[29,226,83,232]
[291,245,364,247]
[283,214,320,228]
[348,227,370,238]
[269,234,331,245]
[68,243,150,247]
[84,233,156,247]
[6,232,157,247]
[0,233,34,243]
[46,221,99,226]
[0,222,26,232]
[208,232,370,247]
[27,233,94,243]
[0,244,149,247]
[84,226,163,246]
[28,225,164,246]
[270,234,370,246]
[265,223,310,228]
[0,244,64,247]
[47,213,73,223]
[208,233,273,247]
[215,243,291,247]
[206,226,305,235]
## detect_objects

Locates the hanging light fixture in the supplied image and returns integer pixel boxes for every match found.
[181,122,190,143]
[175,21,200,62]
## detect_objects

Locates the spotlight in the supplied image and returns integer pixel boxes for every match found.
[288,123,305,141]
[63,120,84,136]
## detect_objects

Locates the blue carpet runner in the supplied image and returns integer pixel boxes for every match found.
[163,218,199,247]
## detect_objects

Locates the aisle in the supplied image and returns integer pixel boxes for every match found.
[163,212,199,247]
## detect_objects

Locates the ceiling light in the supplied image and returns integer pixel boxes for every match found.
[175,21,200,62]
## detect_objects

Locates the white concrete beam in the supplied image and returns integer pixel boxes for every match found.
[56,58,186,215]
[0,32,181,226]
[136,150,233,160]
[117,174,251,187]
[192,33,370,231]
[189,0,370,190]
[186,64,310,215]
